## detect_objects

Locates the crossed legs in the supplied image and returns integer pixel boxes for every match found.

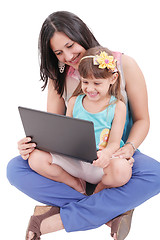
[28,149,85,193]
[7,151,160,237]
[28,149,132,194]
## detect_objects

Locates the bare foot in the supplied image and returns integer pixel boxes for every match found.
[27,231,34,240]
[93,181,106,194]
[113,233,117,240]
[106,220,117,240]
[73,178,86,194]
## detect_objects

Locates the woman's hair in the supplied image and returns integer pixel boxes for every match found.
[39,11,100,96]
[78,46,124,102]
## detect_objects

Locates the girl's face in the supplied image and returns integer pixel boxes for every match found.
[81,75,117,102]
[50,32,86,70]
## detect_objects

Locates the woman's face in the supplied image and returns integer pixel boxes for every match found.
[50,32,86,70]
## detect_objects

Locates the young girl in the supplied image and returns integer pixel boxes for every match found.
[28,46,132,194]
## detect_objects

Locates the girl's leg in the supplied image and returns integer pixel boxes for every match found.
[103,157,132,187]
[7,151,160,232]
[94,157,132,193]
[7,155,86,207]
[28,149,85,193]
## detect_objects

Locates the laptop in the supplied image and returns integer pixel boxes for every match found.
[18,106,97,163]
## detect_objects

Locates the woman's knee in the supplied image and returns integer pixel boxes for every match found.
[7,155,25,185]
[133,152,160,189]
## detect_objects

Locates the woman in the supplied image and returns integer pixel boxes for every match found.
[7,11,160,240]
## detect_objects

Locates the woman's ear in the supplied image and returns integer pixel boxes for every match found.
[110,72,118,85]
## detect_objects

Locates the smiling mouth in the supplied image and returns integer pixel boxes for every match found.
[87,92,98,98]
[69,53,81,64]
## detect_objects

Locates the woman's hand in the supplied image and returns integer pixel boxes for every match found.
[112,144,135,167]
[17,137,36,160]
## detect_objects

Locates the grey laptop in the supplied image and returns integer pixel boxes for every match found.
[18,106,97,163]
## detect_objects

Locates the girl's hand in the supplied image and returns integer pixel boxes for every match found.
[92,150,111,168]
[17,137,36,160]
[112,144,135,167]
[127,157,134,167]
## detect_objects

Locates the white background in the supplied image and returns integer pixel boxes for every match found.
[1,0,160,239]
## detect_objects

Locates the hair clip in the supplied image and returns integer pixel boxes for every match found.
[80,51,117,72]
[93,51,117,72]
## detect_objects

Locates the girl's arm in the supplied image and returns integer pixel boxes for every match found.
[93,100,126,168]
[106,100,126,153]
[114,55,150,159]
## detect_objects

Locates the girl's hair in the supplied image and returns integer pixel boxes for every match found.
[39,11,100,96]
[77,46,124,102]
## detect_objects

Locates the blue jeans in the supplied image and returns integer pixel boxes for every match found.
[7,151,160,232]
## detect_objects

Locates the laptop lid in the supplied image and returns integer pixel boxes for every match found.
[18,106,97,163]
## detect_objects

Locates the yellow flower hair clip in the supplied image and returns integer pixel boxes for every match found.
[93,51,117,71]
[80,51,117,72]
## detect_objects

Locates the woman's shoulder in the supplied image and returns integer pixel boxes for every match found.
[121,54,145,86]
[112,51,138,75]
[121,54,138,69]
[112,51,137,66]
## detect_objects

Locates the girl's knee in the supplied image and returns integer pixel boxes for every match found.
[114,158,132,185]
[103,158,132,187]
[28,149,51,172]
[28,149,38,170]
[28,150,62,179]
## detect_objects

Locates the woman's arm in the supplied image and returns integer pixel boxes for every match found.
[114,55,150,159]
[66,96,77,117]
[47,79,66,114]
[93,100,126,168]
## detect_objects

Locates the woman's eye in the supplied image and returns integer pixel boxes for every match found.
[94,82,100,85]
[56,52,62,56]
[67,43,74,48]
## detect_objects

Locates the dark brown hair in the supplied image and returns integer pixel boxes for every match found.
[38,11,100,96]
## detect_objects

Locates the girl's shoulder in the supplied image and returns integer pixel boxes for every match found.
[115,99,126,115]
[67,95,77,107]
[110,96,126,112]
[67,95,85,117]
[67,94,83,109]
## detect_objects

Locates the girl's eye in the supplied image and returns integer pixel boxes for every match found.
[94,82,101,85]
[82,81,88,84]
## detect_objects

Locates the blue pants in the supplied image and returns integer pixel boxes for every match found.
[7,151,160,232]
